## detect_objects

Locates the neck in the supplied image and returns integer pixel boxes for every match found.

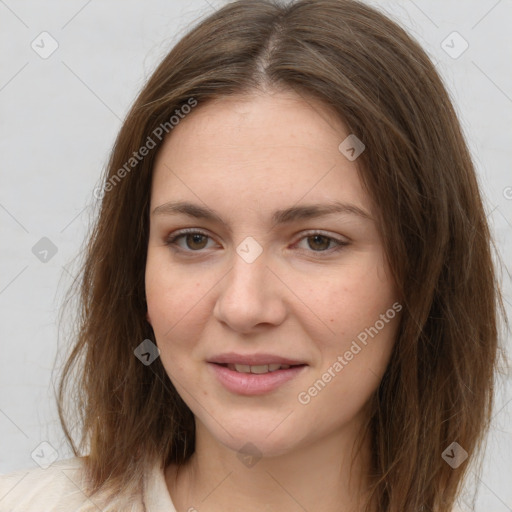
[166,415,374,512]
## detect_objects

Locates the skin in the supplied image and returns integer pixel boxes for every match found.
[145,89,401,512]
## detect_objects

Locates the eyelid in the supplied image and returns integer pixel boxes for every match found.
[165,228,349,254]
[291,230,349,255]
[295,229,349,244]
[165,228,218,248]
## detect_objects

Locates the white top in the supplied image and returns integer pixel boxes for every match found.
[0,457,468,511]
[0,457,177,512]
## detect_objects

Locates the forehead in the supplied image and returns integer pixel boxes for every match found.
[150,90,372,216]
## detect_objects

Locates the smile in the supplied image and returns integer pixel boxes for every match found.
[225,363,293,373]
[208,362,307,395]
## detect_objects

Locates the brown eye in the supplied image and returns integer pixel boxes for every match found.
[306,235,332,251]
[185,233,209,250]
[294,231,349,255]
[166,231,215,251]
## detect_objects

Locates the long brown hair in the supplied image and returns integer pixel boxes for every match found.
[57,1,507,510]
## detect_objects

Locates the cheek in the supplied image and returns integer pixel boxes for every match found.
[301,253,399,402]
[145,253,191,335]
[145,258,190,343]
[145,269,201,381]
[303,255,397,340]
[145,252,216,356]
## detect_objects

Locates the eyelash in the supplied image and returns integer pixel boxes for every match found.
[164,228,349,256]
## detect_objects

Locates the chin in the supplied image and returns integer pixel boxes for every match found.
[200,413,306,459]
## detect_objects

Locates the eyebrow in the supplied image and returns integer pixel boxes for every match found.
[152,200,373,228]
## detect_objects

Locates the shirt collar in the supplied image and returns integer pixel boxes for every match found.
[143,459,178,511]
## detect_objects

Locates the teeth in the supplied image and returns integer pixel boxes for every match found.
[233,364,251,373]
[250,364,268,374]
[228,363,292,373]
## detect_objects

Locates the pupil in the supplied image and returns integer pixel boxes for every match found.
[309,235,329,251]
[187,233,207,249]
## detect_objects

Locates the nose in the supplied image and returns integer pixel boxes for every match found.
[213,248,287,334]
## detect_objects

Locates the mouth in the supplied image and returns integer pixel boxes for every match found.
[215,362,306,374]
[207,356,308,395]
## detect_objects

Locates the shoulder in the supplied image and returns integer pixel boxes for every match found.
[0,457,142,512]
[0,456,175,512]
[0,457,88,512]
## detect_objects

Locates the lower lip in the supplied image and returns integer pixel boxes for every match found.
[208,363,307,395]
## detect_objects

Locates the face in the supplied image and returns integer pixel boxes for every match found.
[145,90,401,458]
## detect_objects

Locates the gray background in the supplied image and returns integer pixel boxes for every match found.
[0,0,511,510]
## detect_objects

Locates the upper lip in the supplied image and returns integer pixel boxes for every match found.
[208,353,307,366]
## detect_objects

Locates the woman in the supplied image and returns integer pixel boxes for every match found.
[0,0,505,511]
